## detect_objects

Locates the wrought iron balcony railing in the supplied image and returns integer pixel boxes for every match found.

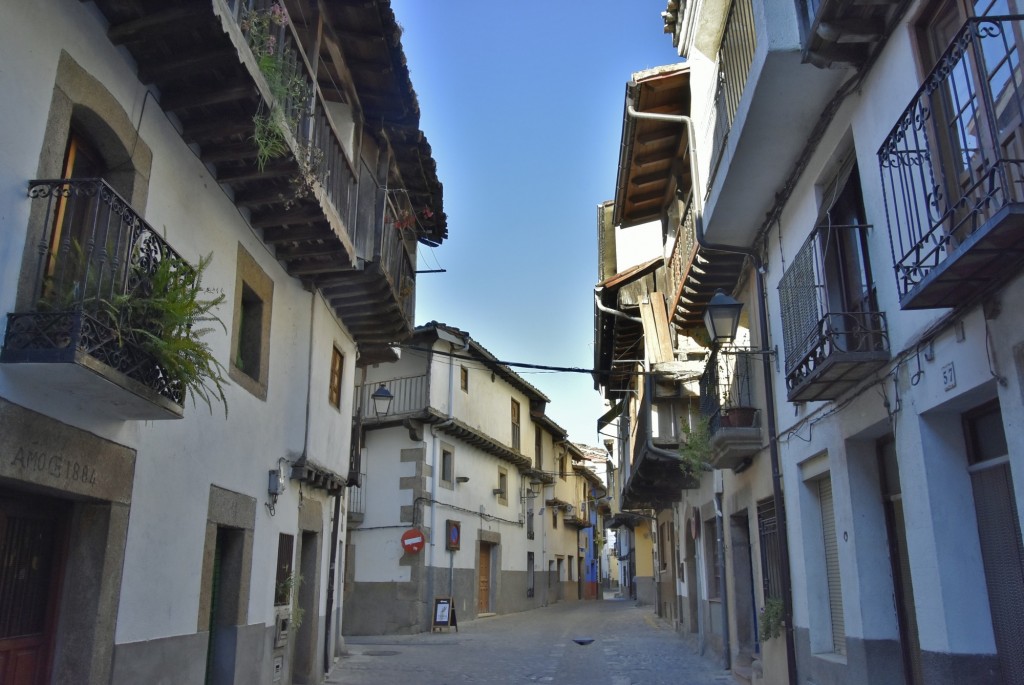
[357,374,429,423]
[879,16,1024,310]
[699,349,760,435]
[699,349,762,470]
[2,179,188,417]
[348,472,366,523]
[785,311,889,401]
[779,223,890,401]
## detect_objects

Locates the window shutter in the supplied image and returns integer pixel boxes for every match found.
[779,237,819,373]
[819,477,846,655]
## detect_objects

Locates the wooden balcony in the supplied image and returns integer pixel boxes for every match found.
[668,192,746,331]
[878,16,1024,311]
[88,0,446,361]
[621,391,697,510]
[2,180,188,419]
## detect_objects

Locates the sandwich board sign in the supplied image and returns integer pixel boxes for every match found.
[431,596,457,632]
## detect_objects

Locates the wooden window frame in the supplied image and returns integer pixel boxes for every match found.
[328,346,344,409]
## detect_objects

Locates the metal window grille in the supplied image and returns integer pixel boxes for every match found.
[757,497,784,600]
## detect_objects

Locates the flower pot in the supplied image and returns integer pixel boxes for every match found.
[721,406,757,428]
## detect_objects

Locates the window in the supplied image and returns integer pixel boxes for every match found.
[527,552,535,598]
[535,426,543,471]
[552,508,558,529]
[46,132,105,288]
[559,453,567,480]
[230,245,274,399]
[779,159,888,400]
[659,523,669,571]
[328,346,344,409]
[757,497,784,600]
[497,468,508,505]
[527,500,535,539]
[440,448,454,488]
[704,520,720,600]
[236,285,263,378]
[274,534,294,606]
[511,399,521,450]
[460,366,469,392]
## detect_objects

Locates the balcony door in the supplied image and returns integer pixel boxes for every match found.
[917,0,1024,244]
[45,132,107,304]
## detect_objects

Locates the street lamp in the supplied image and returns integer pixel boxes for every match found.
[370,383,394,418]
[703,289,743,345]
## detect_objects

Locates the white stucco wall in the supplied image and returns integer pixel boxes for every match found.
[0,0,358,648]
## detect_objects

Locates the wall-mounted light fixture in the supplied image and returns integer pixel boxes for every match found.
[455,476,470,484]
[492,488,506,496]
[704,289,744,346]
[371,383,394,418]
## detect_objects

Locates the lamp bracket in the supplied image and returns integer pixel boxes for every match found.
[719,345,779,372]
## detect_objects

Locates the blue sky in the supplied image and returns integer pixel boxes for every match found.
[392,0,681,447]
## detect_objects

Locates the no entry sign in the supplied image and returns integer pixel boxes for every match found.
[401,528,425,554]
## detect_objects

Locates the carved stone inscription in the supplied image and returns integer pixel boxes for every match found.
[0,397,135,503]
[9,447,99,485]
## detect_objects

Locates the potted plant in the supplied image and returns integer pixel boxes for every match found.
[107,251,229,416]
[720,405,758,428]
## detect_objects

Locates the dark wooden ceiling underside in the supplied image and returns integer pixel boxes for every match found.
[88,0,445,359]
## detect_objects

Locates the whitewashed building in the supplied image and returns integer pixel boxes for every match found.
[644,0,1024,683]
[0,1,446,683]
[344,322,590,633]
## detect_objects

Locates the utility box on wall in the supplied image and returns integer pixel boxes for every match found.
[274,610,290,648]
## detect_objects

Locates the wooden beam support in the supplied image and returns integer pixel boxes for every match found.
[108,6,202,45]
[161,84,255,113]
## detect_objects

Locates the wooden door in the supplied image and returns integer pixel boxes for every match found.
[0,492,68,685]
[477,543,491,613]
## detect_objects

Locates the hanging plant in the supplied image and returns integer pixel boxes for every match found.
[106,252,229,416]
[243,3,311,171]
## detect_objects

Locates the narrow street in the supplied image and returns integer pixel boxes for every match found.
[328,598,733,685]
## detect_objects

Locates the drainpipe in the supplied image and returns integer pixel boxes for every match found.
[627,97,799,685]
[595,289,644,323]
[715,491,731,670]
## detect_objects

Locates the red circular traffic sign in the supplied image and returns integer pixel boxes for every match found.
[401,528,425,554]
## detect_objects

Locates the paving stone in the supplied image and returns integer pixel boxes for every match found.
[329,599,732,685]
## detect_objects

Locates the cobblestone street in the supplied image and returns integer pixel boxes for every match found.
[328,598,734,685]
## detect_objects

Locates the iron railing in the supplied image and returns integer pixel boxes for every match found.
[3,178,187,405]
[778,224,889,382]
[347,472,366,518]
[708,0,757,189]
[357,374,429,418]
[878,16,1024,300]
[699,349,760,436]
